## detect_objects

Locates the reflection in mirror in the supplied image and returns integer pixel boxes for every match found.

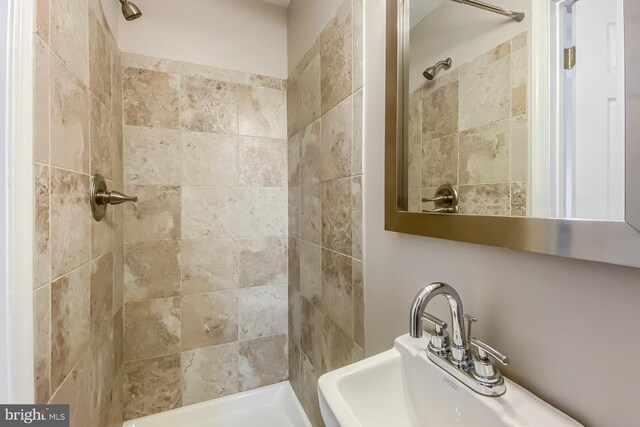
[406,0,625,221]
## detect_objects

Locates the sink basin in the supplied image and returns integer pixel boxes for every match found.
[318,334,582,427]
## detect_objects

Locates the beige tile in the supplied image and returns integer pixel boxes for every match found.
[51,263,90,390]
[124,126,181,186]
[289,186,300,238]
[50,0,89,85]
[182,131,238,186]
[459,43,511,131]
[352,344,365,363]
[180,75,238,134]
[353,0,364,91]
[35,0,49,42]
[181,186,238,239]
[113,308,123,369]
[352,88,363,175]
[124,241,181,303]
[112,42,123,125]
[289,286,302,348]
[288,339,302,398]
[238,284,287,340]
[124,297,180,360]
[123,68,180,128]
[300,120,322,186]
[297,54,321,128]
[124,185,181,243]
[181,239,238,295]
[89,10,112,108]
[50,352,93,427]
[320,0,353,113]
[123,353,181,420]
[459,120,510,185]
[422,74,458,141]
[300,184,322,245]
[286,77,299,138]
[299,353,323,427]
[421,134,458,187]
[322,249,352,336]
[34,38,50,164]
[321,96,353,181]
[112,118,124,184]
[238,187,287,237]
[90,253,113,340]
[321,315,354,374]
[238,85,286,139]
[181,291,237,350]
[34,284,51,403]
[239,136,287,187]
[511,46,528,116]
[300,297,324,372]
[511,181,527,216]
[50,168,90,279]
[112,243,124,315]
[300,240,322,308]
[511,114,528,182]
[238,236,287,288]
[408,92,422,196]
[352,260,364,348]
[181,343,239,405]
[351,176,363,260]
[239,334,288,391]
[459,183,511,216]
[91,96,113,179]
[121,53,182,74]
[34,164,50,288]
[288,237,301,291]
[288,133,300,187]
[50,55,90,173]
[110,373,124,427]
[322,178,352,256]
[512,31,528,51]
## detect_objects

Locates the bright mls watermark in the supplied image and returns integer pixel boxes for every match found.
[0,405,69,426]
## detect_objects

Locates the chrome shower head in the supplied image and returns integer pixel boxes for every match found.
[119,0,142,21]
[423,58,452,81]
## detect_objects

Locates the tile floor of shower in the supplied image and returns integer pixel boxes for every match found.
[123,382,311,427]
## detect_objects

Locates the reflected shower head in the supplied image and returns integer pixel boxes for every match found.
[423,58,452,81]
[119,0,142,21]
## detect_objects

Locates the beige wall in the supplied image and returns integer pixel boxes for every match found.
[119,53,288,419]
[364,1,640,427]
[287,0,364,425]
[118,0,288,79]
[33,0,125,425]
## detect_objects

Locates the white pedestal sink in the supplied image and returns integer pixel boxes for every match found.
[318,334,582,427]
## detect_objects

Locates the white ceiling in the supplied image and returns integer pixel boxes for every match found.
[260,0,290,7]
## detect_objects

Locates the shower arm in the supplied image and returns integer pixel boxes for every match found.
[451,0,525,22]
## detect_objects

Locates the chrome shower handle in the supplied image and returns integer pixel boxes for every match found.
[95,190,138,206]
[422,206,459,214]
[91,174,137,221]
[421,194,455,204]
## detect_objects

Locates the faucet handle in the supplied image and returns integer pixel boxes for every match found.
[423,313,450,356]
[470,337,510,366]
[423,313,447,333]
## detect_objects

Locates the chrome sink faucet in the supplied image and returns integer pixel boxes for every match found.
[409,282,509,397]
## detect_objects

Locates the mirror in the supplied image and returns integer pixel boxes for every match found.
[406,0,625,220]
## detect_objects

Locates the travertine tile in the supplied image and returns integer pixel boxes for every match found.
[238,85,286,139]
[321,96,352,181]
[34,284,51,403]
[288,339,302,397]
[123,68,180,128]
[112,41,123,125]
[113,308,123,369]
[351,176,363,260]
[124,241,181,302]
[289,237,301,291]
[459,183,511,216]
[289,186,300,238]
[352,344,365,363]
[352,260,364,348]
[239,136,287,187]
[238,284,287,340]
[34,38,50,164]
[238,236,288,288]
[237,187,287,237]
[352,88,363,175]
[35,0,49,42]
[288,133,300,187]
[422,134,458,187]
[124,126,181,186]
[301,297,324,373]
[180,75,238,134]
[50,55,90,173]
[300,184,322,245]
[50,352,93,427]
[322,249,352,336]
[51,263,90,390]
[511,114,528,182]
[300,120,322,186]
[512,31,528,52]
[123,353,181,420]
[34,164,50,288]
[124,185,181,243]
[299,353,323,427]
[300,241,322,308]
[181,291,237,350]
[112,116,124,184]
[239,334,288,391]
[113,243,124,315]
[50,168,90,279]
[182,131,238,186]
[459,43,511,131]
[353,0,364,91]
[110,373,124,427]
[181,343,239,405]
[321,315,354,374]
[289,286,302,346]
[181,186,238,239]
[91,96,113,179]
[459,120,510,185]
[408,91,423,198]
[181,239,238,295]
[50,0,89,85]
[511,181,527,216]
[422,73,458,141]
[89,10,111,108]
[90,253,113,339]
[320,0,353,113]
[286,77,299,138]
[322,178,352,256]
[121,53,182,73]
[297,54,321,128]
[511,46,528,116]
[124,297,180,360]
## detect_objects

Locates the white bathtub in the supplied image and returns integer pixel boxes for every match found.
[123,381,311,427]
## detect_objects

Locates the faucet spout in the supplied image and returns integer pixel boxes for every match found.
[410,282,469,366]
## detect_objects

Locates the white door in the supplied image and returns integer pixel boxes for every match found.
[573,0,625,220]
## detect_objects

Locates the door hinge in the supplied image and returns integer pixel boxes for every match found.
[564,46,576,70]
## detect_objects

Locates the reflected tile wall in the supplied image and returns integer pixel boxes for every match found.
[33,4,124,426]
[121,53,288,419]
[408,31,529,217]
[287,0,365,425]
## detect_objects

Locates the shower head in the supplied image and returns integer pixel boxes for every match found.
[119,0,142,21]
[423,58,452,81]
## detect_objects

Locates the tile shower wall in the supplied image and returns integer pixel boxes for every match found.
[408,31,529,216]
[287,0,364,425]
[120,53,288,419]
[33,0,125,426]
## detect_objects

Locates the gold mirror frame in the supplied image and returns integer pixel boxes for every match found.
[385,0,640,268]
